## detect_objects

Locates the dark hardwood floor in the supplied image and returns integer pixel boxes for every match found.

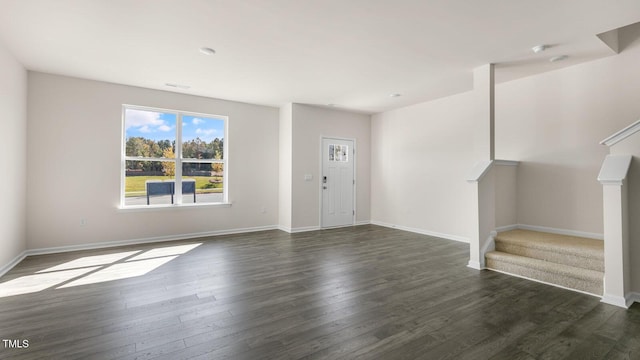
[0,225,639,359]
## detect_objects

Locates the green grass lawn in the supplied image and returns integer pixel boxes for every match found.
[125,176,223,197]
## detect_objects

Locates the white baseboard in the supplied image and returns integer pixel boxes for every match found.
[279,221,371,234]
[495,224,604,240]
[516,224,603,240]
[601,293,635,309]
[0,251,28,278]
[467,261,483,270]
[486,224,603,242]
[325,221,371,229]
[628,292,640,306]
[290,226,321,233]
[370,220,469,243]
[495,224,518,232]
[1,225,280,276]
[278,225,321,233]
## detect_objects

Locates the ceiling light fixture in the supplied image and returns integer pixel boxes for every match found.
[390,93,402,97]
[165,83,191,89]
[532,45,547,53]
[327,103,337,107]
[199,47,216,55]
[549,55,568,62]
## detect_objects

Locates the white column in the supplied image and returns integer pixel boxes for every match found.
[598,155,632,308]
[467,64,496,269]
[278,103,294,232]
[473,64,495,161]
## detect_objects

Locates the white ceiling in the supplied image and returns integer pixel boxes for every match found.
[1,0,639,114]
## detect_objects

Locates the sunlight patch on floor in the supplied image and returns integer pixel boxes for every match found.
[0,267,101,297]
[0,243,203,298]
[38,251,141,273]
[58,256,178,288]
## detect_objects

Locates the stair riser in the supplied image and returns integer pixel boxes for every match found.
[495,241,603,272]
[486,258,603,295]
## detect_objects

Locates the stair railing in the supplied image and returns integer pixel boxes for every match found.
[598,119,639,308]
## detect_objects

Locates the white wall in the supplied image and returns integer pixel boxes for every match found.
[370,25,640,242]
[496,25,640,235]
[290,104,371,230]
[27,72,279,250]
[0,41,27,271]
[494,164,518,229]
[371,91,476,241]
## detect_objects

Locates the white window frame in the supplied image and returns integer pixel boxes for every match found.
[120,104,229,208]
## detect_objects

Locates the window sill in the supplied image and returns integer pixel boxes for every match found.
[117,202,232,212]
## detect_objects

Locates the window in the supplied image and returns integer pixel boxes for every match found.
[121,105,227,207]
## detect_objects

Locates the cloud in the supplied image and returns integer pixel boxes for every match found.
[125,109,163,129]
[192,118,204,125]
[125,109,174,134]
[195,128,216,136]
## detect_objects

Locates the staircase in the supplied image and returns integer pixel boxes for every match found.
[485,229,604,295]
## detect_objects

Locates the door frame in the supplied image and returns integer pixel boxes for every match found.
[319,136,357,229]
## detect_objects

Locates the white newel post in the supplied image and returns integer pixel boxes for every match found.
[598,154,632,308]
[467,160,496,270]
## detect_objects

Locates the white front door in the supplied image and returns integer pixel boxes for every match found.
[321,138,355,228]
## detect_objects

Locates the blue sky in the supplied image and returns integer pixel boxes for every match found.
[125,109,224,142]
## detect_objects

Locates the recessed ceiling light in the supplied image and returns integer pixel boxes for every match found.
[532,45,547,53]
[165,83,191,89]
[199,47,216,55]
[327,103,337,107]
[390,93,402,97]
[549,55,568,62]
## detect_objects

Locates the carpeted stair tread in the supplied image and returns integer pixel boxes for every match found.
[486,251,603,295]
[495,229,603,272]
[496,229,603,255]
